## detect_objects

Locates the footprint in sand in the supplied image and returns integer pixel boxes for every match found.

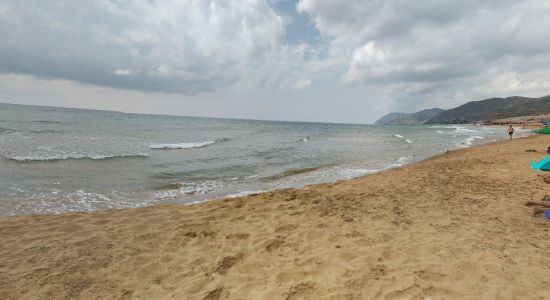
[285,282,316,300]
[265,239,287,252]
[274,224,297,233]
[203,287,223,300]
[214,253,243,275]
[225,233,250,240]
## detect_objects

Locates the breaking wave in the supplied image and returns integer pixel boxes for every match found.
[4,153,150,162]
[261,166,326,181]
[456,136,484,147]
[393,134,413,143]
[149,138,230,150]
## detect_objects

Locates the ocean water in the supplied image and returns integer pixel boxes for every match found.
[0,103,531,216]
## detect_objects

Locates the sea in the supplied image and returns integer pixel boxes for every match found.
[0,103,532,217]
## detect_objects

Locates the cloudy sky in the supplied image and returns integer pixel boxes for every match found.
[1,0,550,123]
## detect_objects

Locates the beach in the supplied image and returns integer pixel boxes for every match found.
[2,134,550,299]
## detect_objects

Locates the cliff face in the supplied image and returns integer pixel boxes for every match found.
[375,95,550,125]
[375,108,443,125]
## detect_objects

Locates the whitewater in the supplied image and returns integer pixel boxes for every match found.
[0,103,531,216]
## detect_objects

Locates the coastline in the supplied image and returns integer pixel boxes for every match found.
[2,134,550,299]
[167,128,533,209]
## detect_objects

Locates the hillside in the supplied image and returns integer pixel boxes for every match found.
[375,108,443,125]
[425,95,550,124]
[374,112,413,125]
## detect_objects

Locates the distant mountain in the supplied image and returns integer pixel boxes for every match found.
[375,108,444,125]
[425,95,550,124]
[374,112,412,125]
[375,95,550,125]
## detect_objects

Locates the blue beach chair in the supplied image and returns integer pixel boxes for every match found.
[530,156,550,171]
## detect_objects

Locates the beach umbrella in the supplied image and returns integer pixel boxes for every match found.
[533,127,550,134]
[530,156,550,171]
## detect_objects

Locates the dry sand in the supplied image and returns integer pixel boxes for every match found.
[3,135,550,299]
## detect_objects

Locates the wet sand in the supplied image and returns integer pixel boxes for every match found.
[2,135,550,299]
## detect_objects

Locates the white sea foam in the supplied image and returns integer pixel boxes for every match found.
[3,186,155,216]
[384,163,403,168]
[396,155,414,164]
[154,180,225,199]
[337,168,380,178]
[223,190,266,198]
[392,134,412,143]
[429,125,479,133]
[456,136,484,147]
[149,141,215,149]
[429,125,461,129]
[381,155,417,168]
[269,166,380,190]
[455,127,479,133]
[8,153,150,162]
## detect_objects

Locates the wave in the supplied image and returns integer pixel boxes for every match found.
[455,127,478,133]
[152,182,185,191]
[396,155,414,164]
[29,129,65,134]
[261,166,324,181]
[430,125,478,133]
[32,120,66,124]
[149,138,230,150]
[336,168,380,178]
[393,134,413,143]
[149,140,215,149]
[0,127,65,136]
[216,137,232,142]
[5,153,150,162]
[3,188,156,216]
[154,180,224,199]
[456,136,484,147]
[0,127,16,134]
[223,190,266,198]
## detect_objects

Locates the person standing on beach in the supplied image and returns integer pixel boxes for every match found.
[508,125,514,140]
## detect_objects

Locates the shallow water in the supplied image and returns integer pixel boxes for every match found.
[0,103,530,216]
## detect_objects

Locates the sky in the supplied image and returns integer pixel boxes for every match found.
[1,0,550,123]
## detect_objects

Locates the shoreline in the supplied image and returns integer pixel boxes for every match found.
[2,134,550,299]
[2,128,525,219]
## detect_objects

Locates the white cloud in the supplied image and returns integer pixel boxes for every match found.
[342,42,389,85]
[114,69,133,76]
[292,78,311,89]
[0,3,8,17]
[298,0,550,109]
[0,0,317,94]
[2,0,550,119]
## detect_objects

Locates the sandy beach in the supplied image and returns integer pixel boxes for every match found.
[2,134,550,299]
